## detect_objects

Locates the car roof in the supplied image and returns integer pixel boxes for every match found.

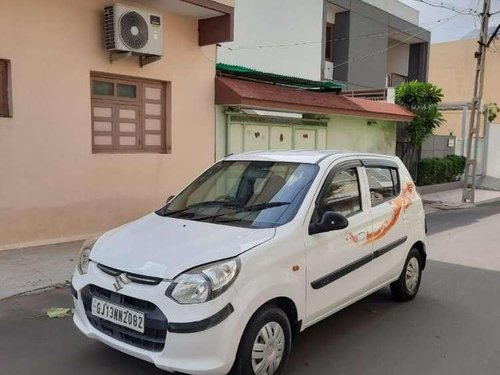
[223,150,397,165]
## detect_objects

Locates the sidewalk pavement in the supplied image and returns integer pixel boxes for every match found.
[421,188,500,211]
[0,241,82,299]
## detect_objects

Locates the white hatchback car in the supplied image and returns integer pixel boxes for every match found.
[72,150,426,375]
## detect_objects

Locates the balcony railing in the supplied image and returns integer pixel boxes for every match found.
[341,89,388,101]
[341,88,396,103]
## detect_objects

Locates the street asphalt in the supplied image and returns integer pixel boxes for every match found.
[1,201,500,375]
[426,199,500,236]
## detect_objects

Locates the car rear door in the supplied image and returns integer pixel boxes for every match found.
[363,159,411,287]
[304,159,373,327]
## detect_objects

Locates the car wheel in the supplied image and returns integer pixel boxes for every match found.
[230,306,292,375]
[390,247,423,302]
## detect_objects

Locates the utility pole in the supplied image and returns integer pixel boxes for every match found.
[462,0,491,203]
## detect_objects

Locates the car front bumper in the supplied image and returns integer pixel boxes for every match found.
[72,262,244,375]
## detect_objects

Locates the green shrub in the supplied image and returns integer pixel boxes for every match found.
[445,154,466,176]
[417,155,466,186]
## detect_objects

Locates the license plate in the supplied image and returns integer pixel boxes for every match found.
[91,297,145,333]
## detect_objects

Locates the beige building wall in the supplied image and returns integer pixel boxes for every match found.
[0,0,220,248]
[429,38,499,138]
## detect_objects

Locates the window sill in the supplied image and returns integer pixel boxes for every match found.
[92,151,170,155]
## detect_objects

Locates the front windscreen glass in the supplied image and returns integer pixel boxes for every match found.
[156,161,319,228]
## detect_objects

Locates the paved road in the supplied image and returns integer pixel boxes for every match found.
[426,200,500,271]
[426,199,500,236]
[1,202,500,375]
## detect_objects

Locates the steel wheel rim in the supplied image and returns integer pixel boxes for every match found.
[251,321,285,375]
[405,257,420,293]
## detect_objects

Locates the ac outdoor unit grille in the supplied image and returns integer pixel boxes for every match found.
[104,6,115,50]
[103,4,163,66]
[120,11,149,50]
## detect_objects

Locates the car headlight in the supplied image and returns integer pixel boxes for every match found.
[166,258,240,304]
[77,238,97,275]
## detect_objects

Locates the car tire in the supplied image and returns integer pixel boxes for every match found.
[230,306,292,375]
[390,247,423,302]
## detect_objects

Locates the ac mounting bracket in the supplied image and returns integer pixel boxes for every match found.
[139,54,162,68]
[108,51,162,67]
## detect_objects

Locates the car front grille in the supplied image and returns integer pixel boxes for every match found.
[81,285,167,352]
[96,263,163,286]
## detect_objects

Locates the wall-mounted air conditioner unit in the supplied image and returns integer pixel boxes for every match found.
[104,3,163,65]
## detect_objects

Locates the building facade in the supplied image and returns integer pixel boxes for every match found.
[214,0,425,168]
[430,38,499,138]
[218,0,430,90]
[0,0,234,248]
[429,37,500,178]
[214,67,414,161]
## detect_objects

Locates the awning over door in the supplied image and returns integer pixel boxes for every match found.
[215,77,414,122]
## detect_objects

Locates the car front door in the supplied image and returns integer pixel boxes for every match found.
[304,160,373,327]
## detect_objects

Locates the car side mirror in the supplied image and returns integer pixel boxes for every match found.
[166,195,175,205]
[309,211,349,235]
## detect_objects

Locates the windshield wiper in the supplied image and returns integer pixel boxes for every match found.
[195,201,291,222]
[159,200,239,217]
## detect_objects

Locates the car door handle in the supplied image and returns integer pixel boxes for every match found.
[355,232,367,242]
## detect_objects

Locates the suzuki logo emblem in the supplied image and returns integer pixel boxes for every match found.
[113,273,131,291]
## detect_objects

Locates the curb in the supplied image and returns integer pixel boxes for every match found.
[0,281,70,301]
[417,181,463,195]
[424,201,475,211]
[423,196,500,211]
[475,196,500,206]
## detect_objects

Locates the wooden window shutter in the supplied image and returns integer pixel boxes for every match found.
[116,104,142,151]
[92,102,115,150]
[0,60,10,117]
[142,83,167,153]
[90,73,168,154]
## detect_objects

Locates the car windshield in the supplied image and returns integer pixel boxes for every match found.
[156,161,319,228]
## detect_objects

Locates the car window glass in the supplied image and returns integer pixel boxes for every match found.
[317,167,362,218]
[186,163,247,206]
[366,167,400,206]
[160,161,319,228]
